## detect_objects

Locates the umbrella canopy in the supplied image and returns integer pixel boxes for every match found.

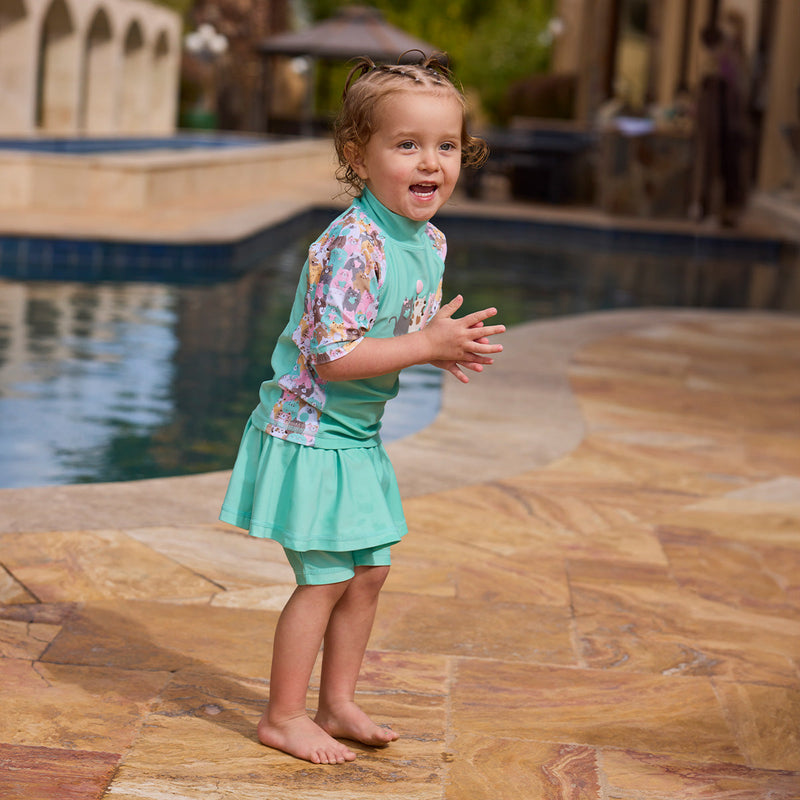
[259,5,442,64]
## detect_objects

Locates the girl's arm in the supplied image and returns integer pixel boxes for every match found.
[315,295,504,384]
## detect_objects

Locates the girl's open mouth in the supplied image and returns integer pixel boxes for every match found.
[410,183,437,198]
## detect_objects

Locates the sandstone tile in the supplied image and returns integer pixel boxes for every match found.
[0,565,36,604]
[658,524,800,619]
[659,508,800,546]
[450,554,570,606]
[313,649,450,698]
[0,602,76,626]
[0,471,232,535]
[0,743,119,800]
[495,521,669,567]
[386,533,470,598]
[385,557,456,598]
[409,472,694,557]
[568,357,683,394]
[404,489,547,556]
[567,558,674,588]
[209,584,295,610]
[451,661,744,764]
[0,659,169,752]
[373,593,575,664]
[110,668,445,799]
[585,426,720,451]
[510,467,715,530]
[390,533,570,605]
[106,771,440,800]
[0,529,219,603]
[715,682,800,771]
[0,618,60,660]
[124,524,295,591]
[600,748,800,799]
[152,666,446,748]
[717,476,800,505]
[573,408,760,487]
[569,564,800,674]
[571,341,690,377]
[538,437,758,498]
[445,735,600,800]
[676,387,800,435]
[41,600,278,677]
[575,611,799,685]
[742,433,800,475]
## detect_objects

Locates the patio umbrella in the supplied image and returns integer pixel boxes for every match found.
[257,5,445,133]
[258,5,442,64]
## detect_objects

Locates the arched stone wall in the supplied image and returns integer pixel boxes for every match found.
[0,0,180,135]
[82,8,114,132]
[151,30,172,131]
[120,20,148,132]
[0,0,35,132]
[38,0,80,131]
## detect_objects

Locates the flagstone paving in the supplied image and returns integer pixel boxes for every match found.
[1,305,799,799]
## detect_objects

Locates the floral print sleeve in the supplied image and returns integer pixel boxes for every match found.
[301,212,384,365]
[265,208,386,445]
[425,223,447,262]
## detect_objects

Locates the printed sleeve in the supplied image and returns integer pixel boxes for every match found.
[303,215,384,365]
[425,222,447,261]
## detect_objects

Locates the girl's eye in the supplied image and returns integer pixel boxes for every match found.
[399,141,416,150]
[440,142,458,152]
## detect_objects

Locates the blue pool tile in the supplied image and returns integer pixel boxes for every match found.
[0,207,792,285]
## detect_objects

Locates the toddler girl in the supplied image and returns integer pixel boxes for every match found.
[220,54,505,765]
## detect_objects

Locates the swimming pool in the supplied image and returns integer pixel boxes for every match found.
[0,212,796,488]
[0,133,274,154]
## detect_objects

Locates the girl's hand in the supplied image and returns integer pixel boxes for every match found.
[315,296,503,383]
[424,295,504,383]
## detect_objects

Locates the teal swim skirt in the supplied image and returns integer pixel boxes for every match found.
[219,419,407,552]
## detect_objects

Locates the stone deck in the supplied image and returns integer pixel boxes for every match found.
[2,306,798,799]
[0,158,799,798]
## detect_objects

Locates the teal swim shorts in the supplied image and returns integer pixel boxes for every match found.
[284,543,394,586]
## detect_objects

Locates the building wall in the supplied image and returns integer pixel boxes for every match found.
[553,0,800,194]
[0,0,181,135]
[758,0,800,189]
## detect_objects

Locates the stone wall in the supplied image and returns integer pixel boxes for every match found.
[0,0,180,135]
[0,139,336,215]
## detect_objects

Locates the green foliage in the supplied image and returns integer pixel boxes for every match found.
[149,0,194,24]
[306,0,555,121]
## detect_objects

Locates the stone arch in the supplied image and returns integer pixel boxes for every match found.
[0,0,30,132]
[81,7,114,131]
[150,29,172,130]
[37,0,80,131]
[120,18,147,131]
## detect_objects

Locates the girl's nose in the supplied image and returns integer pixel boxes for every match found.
[418,148,440,171]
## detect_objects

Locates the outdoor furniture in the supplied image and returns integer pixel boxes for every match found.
[465,119,596,205]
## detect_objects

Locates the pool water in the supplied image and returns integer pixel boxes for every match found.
[0,215,797,488]
[0,133,273,154]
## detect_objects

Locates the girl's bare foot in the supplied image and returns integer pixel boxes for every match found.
[257,713,356,764]
[315,701,398,747]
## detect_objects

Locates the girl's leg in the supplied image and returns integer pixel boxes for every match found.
[315,565,398,746]
[258,581,357,764]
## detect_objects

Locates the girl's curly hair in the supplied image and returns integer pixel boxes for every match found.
[333,52,489,196]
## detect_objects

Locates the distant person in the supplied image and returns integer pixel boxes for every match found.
[219,55,504,764]
[691,13,751,225]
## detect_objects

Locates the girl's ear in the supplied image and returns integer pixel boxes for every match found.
[344,142,368,180]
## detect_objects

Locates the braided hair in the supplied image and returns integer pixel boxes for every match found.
[334,52,488,195]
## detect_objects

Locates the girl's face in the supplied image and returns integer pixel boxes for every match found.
[349,89,463,222]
